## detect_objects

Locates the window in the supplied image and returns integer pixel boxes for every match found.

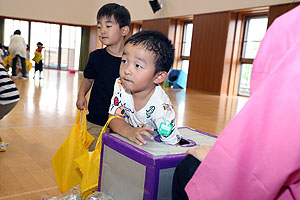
[4,19,29,46]
[238,16,268,96]
[31,22,60,69]
[61,25,82,71]
[180,22,193,74]
[4,18,82,71]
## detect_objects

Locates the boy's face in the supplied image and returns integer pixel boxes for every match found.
[97,16,127,46]
[120,43,159,94]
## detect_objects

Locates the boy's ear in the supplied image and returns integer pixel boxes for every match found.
[154,71,168,84]
[121,26,130,37]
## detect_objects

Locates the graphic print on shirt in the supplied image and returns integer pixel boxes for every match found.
[112,96,126,118]
[110,87,134,119]
[158,119,176,138]
[146,106,155,118]
[162,103,171,111]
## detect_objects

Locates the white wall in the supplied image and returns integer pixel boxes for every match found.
[0,0,299,26]
[0,0,101,25]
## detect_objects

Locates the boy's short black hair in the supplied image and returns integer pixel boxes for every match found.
[14,30,21,35]
[125,30,175,74]
[37,42,43,46]
[97,3,131,28]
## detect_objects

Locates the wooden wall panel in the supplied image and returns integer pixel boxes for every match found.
[142,18,170,37]
[221,13,238,95]
[142,18,177,43]
[268,2,299,27]
[187,12,235,94]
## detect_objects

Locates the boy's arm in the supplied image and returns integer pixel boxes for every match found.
[109,114,154,146]
[76,78,93,110]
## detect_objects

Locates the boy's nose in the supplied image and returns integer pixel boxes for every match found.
[100,28,106,34]
[123,65,132,75]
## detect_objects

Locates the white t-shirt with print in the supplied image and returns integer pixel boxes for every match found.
[109,78,181,144]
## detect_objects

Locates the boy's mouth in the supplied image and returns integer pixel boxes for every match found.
[122,77,133,83]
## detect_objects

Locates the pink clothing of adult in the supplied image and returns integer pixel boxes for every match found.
[185,6,300,200]
[251,5,300,95]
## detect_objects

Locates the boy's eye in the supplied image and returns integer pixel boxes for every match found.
[97,26,101,30]
[136,64,143,69]
[121,59,127,64]
[106,25,112,28]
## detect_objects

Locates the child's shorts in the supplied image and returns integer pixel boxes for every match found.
[35,61,43,72]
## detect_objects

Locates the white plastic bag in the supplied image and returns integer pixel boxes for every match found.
[86,192,113,200]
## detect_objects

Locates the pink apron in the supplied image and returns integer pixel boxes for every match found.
[186,5,300,200]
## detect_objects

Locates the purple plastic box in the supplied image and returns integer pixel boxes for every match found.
[98,127,217,200]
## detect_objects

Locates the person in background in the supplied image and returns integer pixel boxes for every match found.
[76,3,131,151]
[172,5,300,200]
[1,45,8,59]
[8,30,27,79]
[32,42,44,79]
[26,44,30,61]
[0,43,4,65]
[0,63,20,151]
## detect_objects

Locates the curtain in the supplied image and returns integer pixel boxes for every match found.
[79,27,90,71]
[0,18,4,44]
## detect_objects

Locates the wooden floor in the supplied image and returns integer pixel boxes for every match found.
[0,69,248,199]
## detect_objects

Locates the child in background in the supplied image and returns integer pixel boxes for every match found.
[2,45,8,59]
[2,46,10,71]
[0,63,20,151]
[32,42,43,79]
[76,3,131,151]
[108,30,181,145]
[0,43,4,65]
[25,45,32,73]
[26,45,30,61]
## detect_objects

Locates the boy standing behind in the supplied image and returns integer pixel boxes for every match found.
[76,3,131,150]
[109,30,181,145]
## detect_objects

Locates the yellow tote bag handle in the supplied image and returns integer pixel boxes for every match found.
[77,115,122,199]
[75,109,94,148]
[75,108,87,124]
[52,109,94,194]
[95,115,122,149]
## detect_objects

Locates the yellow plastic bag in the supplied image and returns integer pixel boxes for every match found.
[51,109,94,193]
[75,115,121,199]
[25,60,32,72]
[32,51,42,64]
[2,55,12,69]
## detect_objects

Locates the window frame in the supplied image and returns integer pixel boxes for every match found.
[238,14,268,96]
[180,21,193,63]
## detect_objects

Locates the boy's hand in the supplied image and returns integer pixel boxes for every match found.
[76,95,87,110]
[129,126,154,146]
[186,145,212,161]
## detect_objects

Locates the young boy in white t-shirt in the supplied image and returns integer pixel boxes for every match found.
[108,30,181,145]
